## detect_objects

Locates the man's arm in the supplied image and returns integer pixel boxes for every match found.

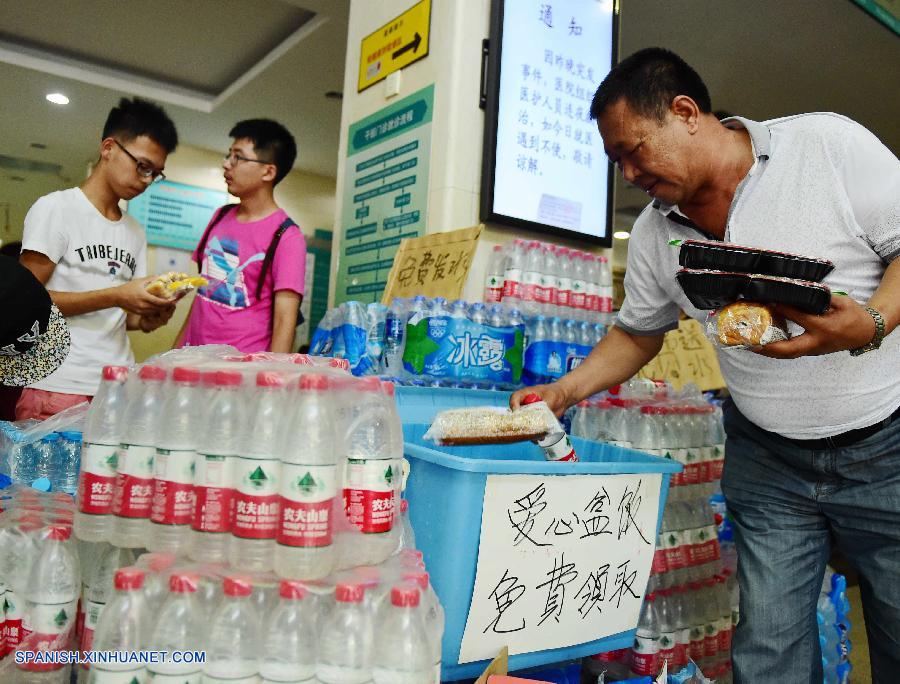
[20,250,172,317]
[270,290,301,353]
[510,326,665,415]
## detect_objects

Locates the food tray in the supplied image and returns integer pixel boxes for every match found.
[678,240,834,282]
[676,269,832,314]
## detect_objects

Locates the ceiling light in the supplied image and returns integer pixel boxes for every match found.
[613,230,631,240]
[46,93,69,105]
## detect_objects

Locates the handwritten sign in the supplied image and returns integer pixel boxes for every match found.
[637,318,725,391]
[381,224,482,303]
[459,472,661,663]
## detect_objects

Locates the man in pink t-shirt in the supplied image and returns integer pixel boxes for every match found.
[177,119,306,352]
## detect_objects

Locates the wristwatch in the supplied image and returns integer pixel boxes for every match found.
[850,306,886,356]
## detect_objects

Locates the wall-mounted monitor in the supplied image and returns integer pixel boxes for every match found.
[481,0,618,246]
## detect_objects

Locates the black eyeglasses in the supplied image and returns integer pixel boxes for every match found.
[223,151,272,167]
[115,140,166,182]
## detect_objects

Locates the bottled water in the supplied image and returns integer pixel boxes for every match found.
[519,394,578,462]
[88,567,150,684]
[317,583,372,684]
[372,585,431,684]
[190,369,243,563]
[204,576,261,683]
[598,255,614,323]
[34,434,58,482]
[554,247,573,316]
[145,572,205,683]
[56,431,82,496]
[260,580,317,684]
[111,364,166,549]
[569,250,588,318]
[628,591,660,677]
[75,365,129,543]
[540,245,559,316]
[79,544,135,676]
[150,366,202,555]
[501,239,525,308]
[401,571,444,681]
[366,303,387,371]
[230,372,286,572]
[521,241,544,316]
[656,588,679,672]
[487,304,506,328]
[383,298,408,378]
[585,254,601,320]
[483,244,505,304]
[275,374,339,580]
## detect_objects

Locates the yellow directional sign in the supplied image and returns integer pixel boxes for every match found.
[358,0,431,92]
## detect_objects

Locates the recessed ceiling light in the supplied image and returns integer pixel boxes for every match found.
[46,93,69,105]
[613,230,631,240]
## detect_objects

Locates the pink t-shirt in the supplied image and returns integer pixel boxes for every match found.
[182,207,306,352]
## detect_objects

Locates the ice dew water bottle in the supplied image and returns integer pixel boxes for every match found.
[260,580,317,684]
[88,567,150,684]
[316,583,373,684]
[483,244,505,304]
[146,572,205,683]
[343,380,398,566]
[275,374,339,580]
[190,370,243,564]
[628,592,660,677]
[112,364,167,549]
[75,365,129,543]
[372,585,431,684]
[383,298,408,378]
[150,366,202,555]
[18,525,80,678]
[204,576,261,684]
[519,394,579,462]
[230,372,286,573]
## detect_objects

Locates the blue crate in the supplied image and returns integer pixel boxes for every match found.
[403,423,681,681]
[394,385,511,425]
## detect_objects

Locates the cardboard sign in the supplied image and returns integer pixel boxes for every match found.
[358,0,431,91]
[381,224,483,303]
[459,472,661,663]
[637,318,726,391]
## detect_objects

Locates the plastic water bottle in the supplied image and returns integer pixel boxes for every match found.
[656,589,679,672]
[501,239,526,307]
[57,432,82,496]
[343,381,398,567]
[598,255,613,323]
[190,369,242,563]
[87,567,150,683]
[230,371,286,573]
[520,241,543,315]
[371,585,431,683]
[260,580,317,684]
[275,374,339,580]
[555,247,573,316]
[204,576,261,683]
[402,571,444,681]
[584,254,600,321]
[628,592,660,677]
[569,251,588,319]
[483,245,505,304]
[519,394,578,462]
[137,551,177,628]
[383,298,408,378]
[79,544,135,677]
[34,433,58,483]
[18,525,80,679]
[75,365,129,543]
[112,364,166,549]
[366,303,387,370]
[317,583,372,684]
[149,366,201,555]
[146,572,205,683]
[540,244,559,316]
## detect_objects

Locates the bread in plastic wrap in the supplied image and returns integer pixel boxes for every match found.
[707,301,789,349]
[146,271,208,300]
[423,405,556,446]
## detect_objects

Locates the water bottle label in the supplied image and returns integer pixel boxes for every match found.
[675,632,690,669]
[717,617,732,652]
[5,588,22,654]
[147,671,202,683]
[78,442,119,515]
[538,432,578,462]
[570,279,587,309]
[704,622,719,657]
[600,286,614,313]
[658,629,677,666]
[80,598,104,654]
[87,667,147,683]
[630,634,659,675]
[651,546,668,574]
[502,268,523,299]
[523,270,542,301]
[151,449,196,526]
[232,457,280,540]
[278,463,337,548]
[484,273,504,303]
[661,530,688,570]
[24,600,77,641]
[555,278,572,307]
[112,444,155,519]
[343,458,397,534]
[192,454,233,534]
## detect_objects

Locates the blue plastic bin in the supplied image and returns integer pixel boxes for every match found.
[402,423,681,681]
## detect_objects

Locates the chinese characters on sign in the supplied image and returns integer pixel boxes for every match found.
[459,472,661,663]
[637,318,726,391]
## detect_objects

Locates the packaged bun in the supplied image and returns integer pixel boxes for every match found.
[423,406,553,446]
[146,272,208,300]
[710,301,789,348]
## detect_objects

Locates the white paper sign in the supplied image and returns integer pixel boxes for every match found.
[458,472,662,663]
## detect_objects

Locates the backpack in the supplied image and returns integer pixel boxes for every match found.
[194,204,304,323]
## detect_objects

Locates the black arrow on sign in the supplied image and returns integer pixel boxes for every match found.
[392,32,422,60]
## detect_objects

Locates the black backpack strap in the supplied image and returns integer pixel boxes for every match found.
[194,204,237,270]
[255,217,299,301]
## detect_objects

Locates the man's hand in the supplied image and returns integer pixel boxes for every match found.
[753,295,877,359]
[510,381,574,417]
[116,277,173,316]
[139,304,176,333]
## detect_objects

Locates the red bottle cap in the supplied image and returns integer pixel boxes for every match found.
[299,373,328,391]
[358,377,382,392]
[102,366,129,382]
[169,573,198,594]
[402,570,430,590]
[256,371,286,388]
[391,585,421,608]
[400,499,409,513]
[380,381,396,397]
[172,366,201,383]
[46,524,71,541]
[214,370,243,387]
[279,580,308,600]
[114,567,145,591]
[223,575,253,597]
[139,365,166,381]
[521,393,543,406]
[334,583,364,603]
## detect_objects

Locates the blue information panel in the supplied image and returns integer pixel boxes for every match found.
[127,180,228,252]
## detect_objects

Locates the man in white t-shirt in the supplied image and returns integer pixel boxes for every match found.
[18,97,180,420]
[511,49,900,682]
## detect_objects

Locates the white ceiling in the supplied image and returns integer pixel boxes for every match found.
[0,0,897,240]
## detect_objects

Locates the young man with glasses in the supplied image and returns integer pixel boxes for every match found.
[17,97,179,420]
[176,119,305,354]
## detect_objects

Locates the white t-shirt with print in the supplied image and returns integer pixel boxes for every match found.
[21,187,147,395]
